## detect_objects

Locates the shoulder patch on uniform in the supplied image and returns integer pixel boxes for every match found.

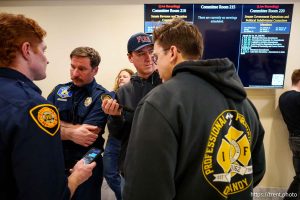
[29,104,60,136]
[57,86,72,98]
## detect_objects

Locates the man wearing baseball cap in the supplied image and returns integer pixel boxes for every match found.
[102,32,162,198]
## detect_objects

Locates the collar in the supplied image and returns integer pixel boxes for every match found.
[70,79,96,96]
[0,67,42,94]
[131,70,161,83]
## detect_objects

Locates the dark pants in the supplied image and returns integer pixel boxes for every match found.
[66,156,103,200]
[285,137,300,200]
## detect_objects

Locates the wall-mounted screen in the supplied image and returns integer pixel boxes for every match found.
[145,4,294,88]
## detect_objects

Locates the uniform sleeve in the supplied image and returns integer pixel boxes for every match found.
[82,94,107,128]
[10,103,70,200]
[123,101,177,200]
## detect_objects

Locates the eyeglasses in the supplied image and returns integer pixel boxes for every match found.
[151,54,158,65]
[151,48,170,65]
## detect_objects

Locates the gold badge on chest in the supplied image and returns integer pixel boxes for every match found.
[84,97,92,107]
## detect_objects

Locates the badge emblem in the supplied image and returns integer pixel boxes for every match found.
[57,86,72,98]
[100,94,112,101]
[29,104,60,136]
[202,110,252,198]
[84,97,92,107]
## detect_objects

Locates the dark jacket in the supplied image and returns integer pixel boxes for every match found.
[0,68,70,200]
[124,58,265,200]
[107,70,162,173]
[279,90,300,136]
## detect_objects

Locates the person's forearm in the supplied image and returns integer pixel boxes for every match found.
[67,174,80,198]
[60,122,100,147]
[67,160,95,198]
[60,121,77,140]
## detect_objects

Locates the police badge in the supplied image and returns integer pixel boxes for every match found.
[84,97,92,107]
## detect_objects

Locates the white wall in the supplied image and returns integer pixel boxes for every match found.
[1,0,299,189]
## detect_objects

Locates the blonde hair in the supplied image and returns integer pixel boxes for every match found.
[113,68,134,91]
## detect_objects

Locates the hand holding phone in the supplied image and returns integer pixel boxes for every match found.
[82,147,102,164]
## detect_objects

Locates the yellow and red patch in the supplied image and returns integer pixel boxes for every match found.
[29,104,60,136]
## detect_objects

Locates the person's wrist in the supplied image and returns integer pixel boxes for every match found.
[69,172,80,184]
[60,127,67,140]
[111,114,122,120]
[68,173,81,197]
[65,127,74,141]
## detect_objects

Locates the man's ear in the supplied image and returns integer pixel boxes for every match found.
[20,42,31,60]
[296,81,300,90]
[127,53,134,64]
[169,45,179,63]
[93,66,99,75]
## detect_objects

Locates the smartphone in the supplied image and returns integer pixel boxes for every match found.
[82,147,102,164]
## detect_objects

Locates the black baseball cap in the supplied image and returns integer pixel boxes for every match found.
[127,32,153,53]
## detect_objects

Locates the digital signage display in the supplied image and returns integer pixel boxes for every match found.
[145,4,293,88]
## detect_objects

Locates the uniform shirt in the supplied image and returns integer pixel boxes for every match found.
[47,79,109,168]
[0,68,70,200]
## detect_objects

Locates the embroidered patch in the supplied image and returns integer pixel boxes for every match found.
[84,97,92,107]
[202,110,252,198]
[29,104,60,136]
[57,86,72,98]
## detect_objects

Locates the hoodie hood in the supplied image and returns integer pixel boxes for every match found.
[172,58,246,101]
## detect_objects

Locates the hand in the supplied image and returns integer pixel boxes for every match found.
[68,159,96,197]
[102,98,122,116]
[71,124,100,147]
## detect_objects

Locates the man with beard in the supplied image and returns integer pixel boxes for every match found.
[48,47,109,200]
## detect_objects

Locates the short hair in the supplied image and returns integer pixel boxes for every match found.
[291,69,300,85]
[70,47,101,68]
[113,68,134,91]
[152,18,204,60]
[0,13,46,67]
